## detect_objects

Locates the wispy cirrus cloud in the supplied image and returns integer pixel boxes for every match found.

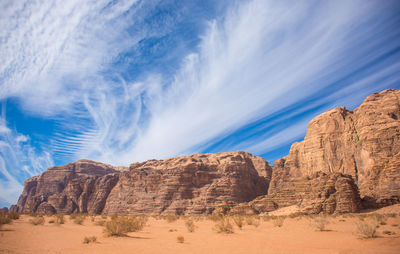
[0,0,399,206]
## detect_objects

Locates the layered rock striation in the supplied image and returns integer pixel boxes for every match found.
[270,89,400,208]
[12,152,270,215]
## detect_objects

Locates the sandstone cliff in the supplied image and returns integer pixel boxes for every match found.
[269,89,400,208]
[12,152,270,214]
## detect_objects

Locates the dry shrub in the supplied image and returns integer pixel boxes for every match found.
[245,216,260,227]
[95,220,106,226]
[48,219,55,224]
[185,219,196,233]
[355,219,378,238]
[233,215,244,230]
[104,215,146,237]
[8,212,20,220]
[83,236,97,244]
[310,215,330,231]
[0,213,12,228]
[165,215,179,223]
[55,214,64,225]
[177,235,184,243]
[214,217,234,234]
[383,230,395,235]
[101,214,108,220]
[272,217,285,227]
[29,216,45,226]
[207,213,223,222]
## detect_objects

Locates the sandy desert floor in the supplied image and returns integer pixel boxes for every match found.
[1,205,400,254]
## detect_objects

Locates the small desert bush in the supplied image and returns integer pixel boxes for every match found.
[83,236,97,244]
[383,230,395,235]
[245,216,260,227]
[73,215,85,225]
[101,214,108,220]
[310,215,330,231]
[95,220,106,226]
[104,216,146,237]
[177,235,184,243]
[8,212,20,220]
[55,214,65,225]
[355,219,378,238]
[0,213,12,228]
[233,215,244,230]
[185,219,196,233]
[214,217,234,234]
[48,219,55,224]
[272,217,285,227]
[29,216,45,226]
[165,215,179,223]
[207,213,223,222]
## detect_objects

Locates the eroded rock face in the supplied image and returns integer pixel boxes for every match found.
[12,152,270,215]
[271,89,400,208]
[247,172,362,214]
[103,151,269,214]
[12,160,121,214]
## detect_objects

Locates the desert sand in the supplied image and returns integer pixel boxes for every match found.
[1,206,400,254]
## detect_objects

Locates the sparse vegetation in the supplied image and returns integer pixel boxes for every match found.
[70,213,86,225]
[48,219,55,224]
[185,219,196,232]
[355,219,378,238]
[245,216,260,227]
[83,236,97,244]
[165,215,179,223]
[272,217,285,227]
[177,235,184,243]
[29,216,45,225]
[104,215,147,237]
[0,213,12,229]
[55,214,65,225]
[8,212,20,220]
[214,217,234,234]
[310,215,330,231]
[383,230,395,235]
[233,215,244,230]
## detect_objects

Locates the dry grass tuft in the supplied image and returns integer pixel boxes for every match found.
[0,213,12,229]
[29,216,45,226]
[104,215,147,237]
[272,217,285,227]
[355,219,378,238]
[185,219,196,233]
[8,212,20,220]
[310,215,330,231]
[214,217,234,234]
[83,236,97,244]
[233,215,244,230]
[177,235,184,243]
[165,215,179,223]
[55,214,65,225]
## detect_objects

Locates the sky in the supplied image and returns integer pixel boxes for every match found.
[0,0,400,207]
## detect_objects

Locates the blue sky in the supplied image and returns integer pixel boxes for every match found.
[1,0,400,207]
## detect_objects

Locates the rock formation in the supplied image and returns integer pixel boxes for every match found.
[270,89,400,208]
[11,89,400,215]
[12,152,270,215]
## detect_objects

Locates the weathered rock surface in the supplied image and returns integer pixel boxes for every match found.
[12,160,121,214]
[0,207,8,213]
[12,152,270,214]
[248,172,362,214]
[270,89,400,208]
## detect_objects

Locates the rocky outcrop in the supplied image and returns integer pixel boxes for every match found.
[270,89,400,208]
[248,172,362,214]
[12,160,121,214]
[12,152,270,215]
[0,207,8,213]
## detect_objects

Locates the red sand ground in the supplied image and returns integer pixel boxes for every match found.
[1,205,400,254]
